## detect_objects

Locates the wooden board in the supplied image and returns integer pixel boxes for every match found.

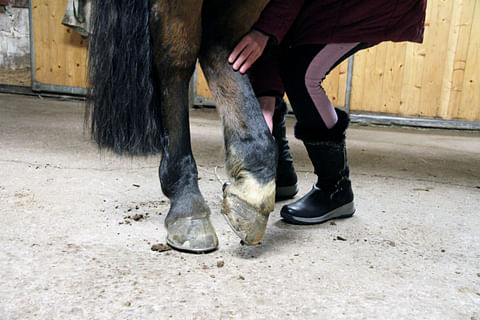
[31,0,88,88]
[349,0,480,122]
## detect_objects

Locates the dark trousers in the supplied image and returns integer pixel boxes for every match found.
[280,43,371,133]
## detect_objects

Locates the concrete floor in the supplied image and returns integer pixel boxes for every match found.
[0,93,479,319]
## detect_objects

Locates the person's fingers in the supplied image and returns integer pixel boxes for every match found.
[228,37,249,64]
[239,53,255,74]
[228,47,241,65]
[233,47,253,72]
[239,47,263,74]
[229,31,268,73]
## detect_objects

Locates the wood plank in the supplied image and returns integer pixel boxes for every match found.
[349,47,368,112]
[371,42,388,113]
[32,0,88,88]
[438,0,468,119]
[458,0,480,121]
[358,46,380,112]
[381,42,408,115]
[399,43,425,117]
[445,0,475,120]
[419,0,454,118]
[398,0,435,118]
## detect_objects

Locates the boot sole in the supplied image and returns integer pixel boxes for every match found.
[281,201,355,225]
[276,184,299,200]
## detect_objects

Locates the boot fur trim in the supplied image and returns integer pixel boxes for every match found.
[294,108,350,143]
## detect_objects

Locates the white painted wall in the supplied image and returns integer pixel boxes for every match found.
[0,6,30,69]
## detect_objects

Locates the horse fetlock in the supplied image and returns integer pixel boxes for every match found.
[221,172,275,245]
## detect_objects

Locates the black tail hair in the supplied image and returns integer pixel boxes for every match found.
[87,0,163,155]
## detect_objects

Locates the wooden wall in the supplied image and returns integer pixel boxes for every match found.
[31,0,88,88]
[347,0,480,122]
[31,0,479,122]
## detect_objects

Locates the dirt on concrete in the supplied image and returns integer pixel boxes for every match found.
[0,67,31,86]
[0,93,479,319]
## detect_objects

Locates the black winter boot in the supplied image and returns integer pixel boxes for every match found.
[280,108,355,224]
[273,98,298,199]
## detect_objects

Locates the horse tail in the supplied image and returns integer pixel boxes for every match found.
[87,0,163,155]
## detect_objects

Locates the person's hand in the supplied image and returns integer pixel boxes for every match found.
[228,30,269,74]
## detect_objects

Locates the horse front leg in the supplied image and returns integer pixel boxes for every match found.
[150,0,217,253]
[199,47,277,245]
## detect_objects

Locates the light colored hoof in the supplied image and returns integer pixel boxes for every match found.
[222,185,270,245]
[165,216,218,253]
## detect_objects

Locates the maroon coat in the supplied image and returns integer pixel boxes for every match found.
[249,0,426,96]
[254,0,426,46]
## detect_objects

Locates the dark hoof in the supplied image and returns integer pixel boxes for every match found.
[165,216,218,253]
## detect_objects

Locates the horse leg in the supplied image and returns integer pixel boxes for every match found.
[199,0,276,245]
[150,0,218,252]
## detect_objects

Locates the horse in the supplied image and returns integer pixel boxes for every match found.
[87,0,277,253]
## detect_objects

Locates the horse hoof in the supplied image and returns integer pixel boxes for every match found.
[222,188,270,245]
[165,216,218,253]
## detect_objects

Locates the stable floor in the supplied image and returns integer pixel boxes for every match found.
[0,93,479,319]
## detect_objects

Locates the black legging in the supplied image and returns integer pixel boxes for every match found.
[280,43,371,133]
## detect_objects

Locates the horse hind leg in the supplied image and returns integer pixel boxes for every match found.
[150,0,217,252]
[199,0,276,245]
